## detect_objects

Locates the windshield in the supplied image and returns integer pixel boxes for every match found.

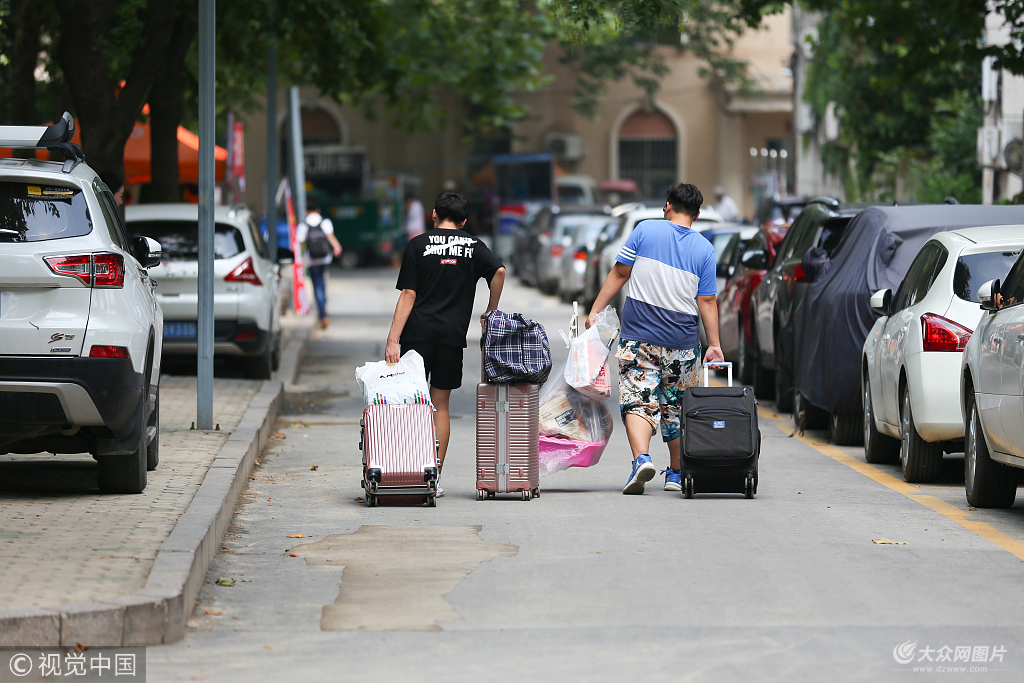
[127,220,246,260]
[953,249,1022,303]
[0,181,92,243]
[554,214,605,241]
[558,185,587,204]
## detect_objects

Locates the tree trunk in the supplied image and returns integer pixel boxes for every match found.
[53,0,177,179]
[8,0,42,158]
[147,9,198,204]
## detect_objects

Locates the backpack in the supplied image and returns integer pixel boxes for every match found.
[304,216,331,259]
[483,311,552,384]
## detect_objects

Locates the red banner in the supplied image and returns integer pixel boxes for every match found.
[284,184,311,316]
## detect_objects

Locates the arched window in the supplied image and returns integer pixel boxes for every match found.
[618,110,677,199]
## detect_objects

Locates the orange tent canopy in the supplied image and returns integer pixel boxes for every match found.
[1,118,227,185]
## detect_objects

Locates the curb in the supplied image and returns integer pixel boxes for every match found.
[0,319,312,647]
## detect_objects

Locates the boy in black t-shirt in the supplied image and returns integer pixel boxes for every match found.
[386,192,505,493]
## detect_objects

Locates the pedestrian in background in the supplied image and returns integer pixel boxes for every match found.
[588,183,725,495]
[386,192,506,497]
[714,185,739,222]
[296,197,342,329]
[99,171,124,206]
[405,192,425,241]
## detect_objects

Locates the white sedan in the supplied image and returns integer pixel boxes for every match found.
[862,226,1024,482]
[961,250,1024,507]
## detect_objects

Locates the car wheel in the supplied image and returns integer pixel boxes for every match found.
[244,341,274,380]
[271,332,282,371]
[862,375,898,463]
[964,394,1017,508]
[98,400,147,494]
[794,390,829,431]
[830,411,864,446]
[737,320,754,386]
[146,388,160,471]
[899,385,942,482]
[751,328,774,400]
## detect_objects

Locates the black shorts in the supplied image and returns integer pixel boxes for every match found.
[401,342,464,391]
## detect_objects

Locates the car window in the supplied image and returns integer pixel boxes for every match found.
[816,217,851,256]
[248,216,270,260]
[127,220,246,260]
[998,252,1024,308]
[98,191,130,250]
[0,181,92,242]
[709,232,736,262]
[718,233,741,267]
[558,185,586,204]
[776,212,816,266]
[952,249,1021,303]
[896,244,944,311]
[894,244,935,311]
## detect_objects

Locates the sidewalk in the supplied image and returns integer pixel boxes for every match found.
[0,312,313,647]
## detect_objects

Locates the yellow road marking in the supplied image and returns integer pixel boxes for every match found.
[757,405,1024,562]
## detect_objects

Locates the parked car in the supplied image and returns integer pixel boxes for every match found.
[717,229,767,384]
[126,204,282,380]
[0,114,163,493]
[754,195,807,231]
[790,205,1024,446]
[709,225,757,293]
[961,251,1024,507]
[863,226,1024,482]
[557,174,602,205]
[751,197,875,412]
[509,203,547,285]
[531,205,609,295]
[559,214,620,303]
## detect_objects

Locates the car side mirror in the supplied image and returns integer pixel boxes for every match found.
[870,289,892,317]
[740,249,767,270]
[132,236,162,268]
[978,279,999,311]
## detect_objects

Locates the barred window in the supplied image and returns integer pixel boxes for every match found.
[617,109,678,200]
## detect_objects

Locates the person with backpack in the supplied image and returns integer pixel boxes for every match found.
[587,183,725,495]
[386,192,506,496]
[296,197,342,329]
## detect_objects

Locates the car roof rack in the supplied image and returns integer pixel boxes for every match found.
[0,112,85,172]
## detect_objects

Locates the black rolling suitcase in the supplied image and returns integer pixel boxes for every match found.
[680,362,760,499]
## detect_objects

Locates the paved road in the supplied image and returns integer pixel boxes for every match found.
[147,268,1024,682]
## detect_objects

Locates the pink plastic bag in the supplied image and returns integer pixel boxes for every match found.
[539,436,608,475]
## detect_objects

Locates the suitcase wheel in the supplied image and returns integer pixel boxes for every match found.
[426,496,436,507]
[533,487,540,499]
[476,489,485,501]
[365,494,377,508]
[521,489,532,501]
[744,475,755,499]
[683,476,694,499]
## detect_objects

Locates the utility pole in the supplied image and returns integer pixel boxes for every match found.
[288,87,307,221]
[197,0,215,429]
[265,46,278,262]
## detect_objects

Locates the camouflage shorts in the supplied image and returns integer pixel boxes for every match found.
[616,339,702,442]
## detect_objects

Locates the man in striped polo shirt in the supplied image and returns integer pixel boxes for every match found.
[587,183,724,494]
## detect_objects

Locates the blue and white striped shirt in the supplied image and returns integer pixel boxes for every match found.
[615,219,717,350]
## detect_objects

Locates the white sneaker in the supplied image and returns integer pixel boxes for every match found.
[435,487,445,498]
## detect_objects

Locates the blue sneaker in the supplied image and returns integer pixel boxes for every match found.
[623,455,657,494]
[662,468,682,492]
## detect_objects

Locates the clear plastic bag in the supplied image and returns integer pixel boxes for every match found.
[538,357,614,475]
[565,305,619,400]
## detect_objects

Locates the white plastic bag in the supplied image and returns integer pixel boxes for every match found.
[354,350,434,408]
[538,357,614,474]
[565,305,619,399]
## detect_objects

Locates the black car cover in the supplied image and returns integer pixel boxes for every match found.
[792,204,1024,416]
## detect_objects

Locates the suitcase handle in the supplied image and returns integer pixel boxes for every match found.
[703,361,732,388]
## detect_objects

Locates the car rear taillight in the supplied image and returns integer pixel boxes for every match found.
[44,253,124,288]
[235,331,258,341]
[574,249,587,261]
[792,264,809,283]
[551,245,565,257]
[89,345,131,359]
[225,257,262,286]
[921,313,972,352]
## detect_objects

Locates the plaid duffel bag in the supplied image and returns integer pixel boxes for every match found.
[483,311,552,384]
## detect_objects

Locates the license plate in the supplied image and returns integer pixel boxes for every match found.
[163,321,197,338]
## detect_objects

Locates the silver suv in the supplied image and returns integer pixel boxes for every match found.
[0,114,163,493]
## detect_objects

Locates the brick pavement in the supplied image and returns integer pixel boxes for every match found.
[0,376,260,611]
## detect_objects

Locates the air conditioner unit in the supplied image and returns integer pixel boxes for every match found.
[544,133,584,161]
[978,126,1002,168]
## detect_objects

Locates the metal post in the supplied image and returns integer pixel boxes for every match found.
[265,46,278,262]
[197,0,215,429]
[288,86,306,220]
